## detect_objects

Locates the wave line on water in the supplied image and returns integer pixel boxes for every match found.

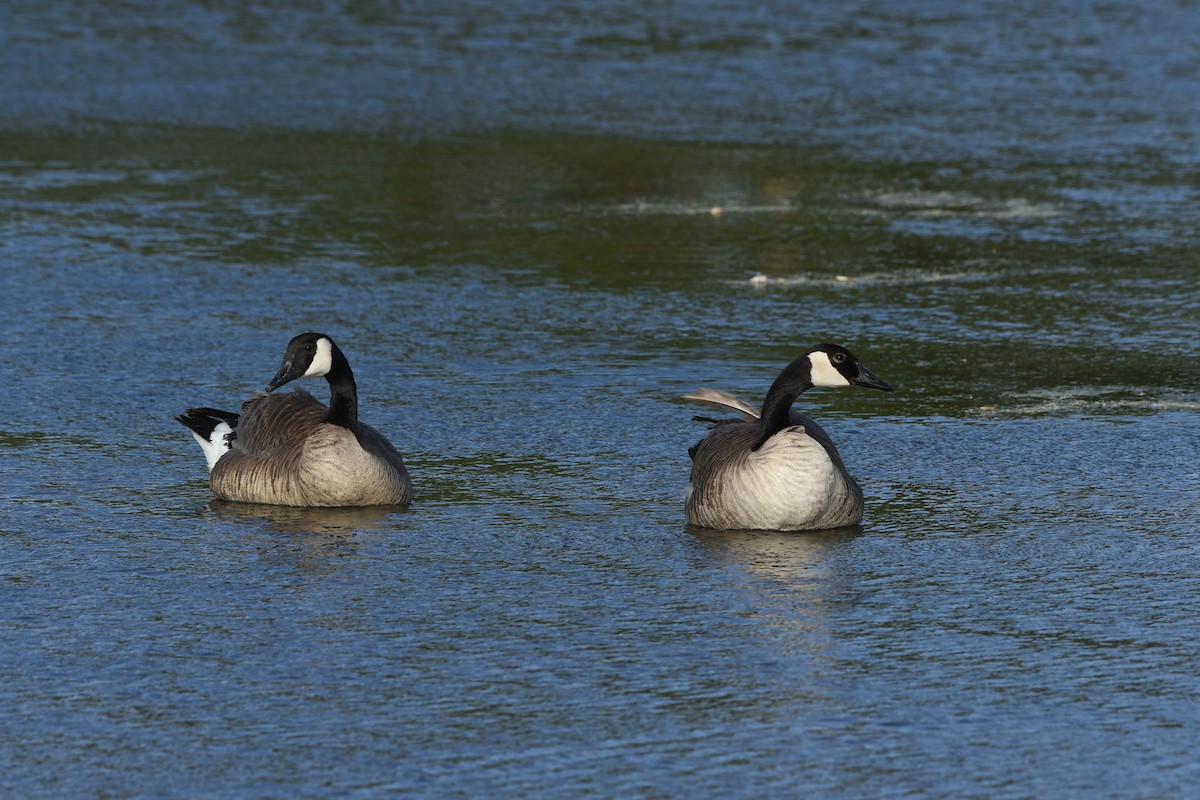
[859,190,1061,221]
[744,263,1088,289]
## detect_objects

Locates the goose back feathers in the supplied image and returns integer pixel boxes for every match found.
[177,333,411,507]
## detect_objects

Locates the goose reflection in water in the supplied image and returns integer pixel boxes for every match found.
[209,500,405,573]
[686,525,862,649]
[687,525,861,584]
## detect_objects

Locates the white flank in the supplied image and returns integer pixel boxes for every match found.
[807,352,851,388]
[303,337,334,378]
[191,421,234,472]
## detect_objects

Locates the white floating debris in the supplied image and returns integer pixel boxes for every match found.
[749,272,770,285]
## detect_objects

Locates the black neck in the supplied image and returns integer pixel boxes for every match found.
[752,357,813,451]
[322,344,358,428]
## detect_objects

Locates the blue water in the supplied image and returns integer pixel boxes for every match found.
[2,2,1199,798]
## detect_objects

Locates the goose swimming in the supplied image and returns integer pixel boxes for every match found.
[684,344,892,531]
[177,332,412,507]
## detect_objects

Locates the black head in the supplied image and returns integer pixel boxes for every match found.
[266,332,337,392]
[806,344,894,392]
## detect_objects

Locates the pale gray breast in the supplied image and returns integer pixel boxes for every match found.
[686,416,864,531]
[299,422,412,506]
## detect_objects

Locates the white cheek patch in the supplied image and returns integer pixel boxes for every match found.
[303,337,334,377]
[808,352,852,387]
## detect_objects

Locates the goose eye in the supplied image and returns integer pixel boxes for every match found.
[831,352,846,364]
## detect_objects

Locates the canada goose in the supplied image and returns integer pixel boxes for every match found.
[177,333,412,507]
[683,344,892,531]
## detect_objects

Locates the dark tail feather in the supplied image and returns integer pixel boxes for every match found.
[175,407,240,439]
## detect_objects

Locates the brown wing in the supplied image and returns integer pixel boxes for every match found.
[208,390,327,504]
[687,419,761,491]
[233,389,326,458]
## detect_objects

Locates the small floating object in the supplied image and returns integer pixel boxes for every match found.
[749,272,770,285]
[835,275,851,282]
[710,206,723,217]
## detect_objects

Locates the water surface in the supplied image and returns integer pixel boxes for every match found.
[1,2,1199,798]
